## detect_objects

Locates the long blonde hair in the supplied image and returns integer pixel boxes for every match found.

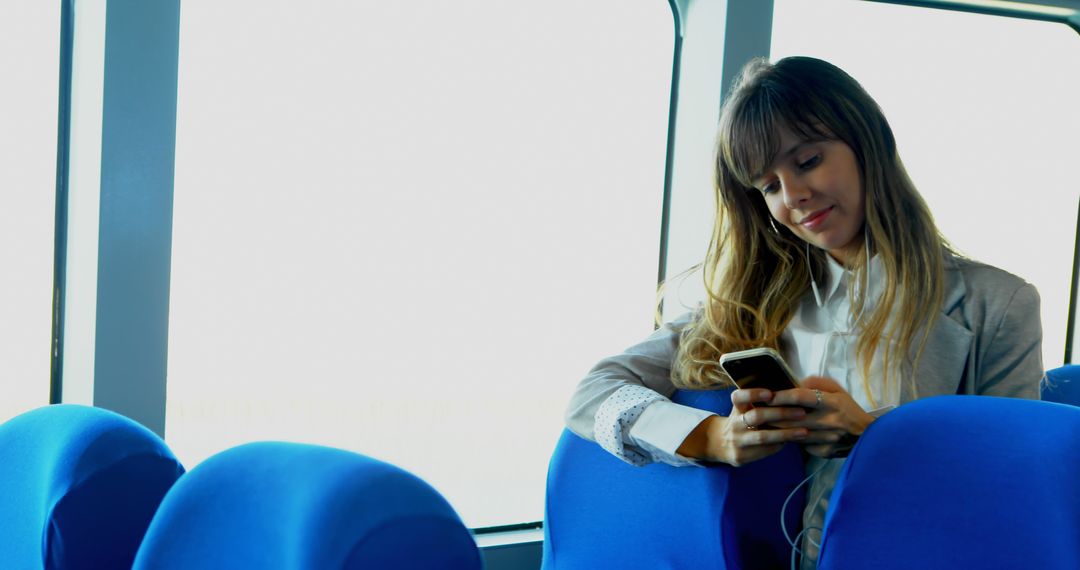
[672,57,953,405]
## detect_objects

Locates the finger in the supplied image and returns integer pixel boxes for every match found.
[769,388,821,409]
[740,427,808,447]
[744,405,806,427]
[730,388,774,410]
[800,375,845,392]
[795,429,846,444]
[770,415,846,430]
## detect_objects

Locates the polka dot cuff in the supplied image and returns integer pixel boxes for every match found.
[593,385,666,466]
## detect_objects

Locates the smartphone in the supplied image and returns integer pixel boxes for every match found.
[718,347,800,408]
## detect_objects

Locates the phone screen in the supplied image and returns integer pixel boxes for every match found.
[720,354,799,397]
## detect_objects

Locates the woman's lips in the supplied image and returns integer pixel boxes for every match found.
[799,206,833,230]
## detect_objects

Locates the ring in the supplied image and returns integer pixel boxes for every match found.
[814,389,824,408]
[742,415,757,431]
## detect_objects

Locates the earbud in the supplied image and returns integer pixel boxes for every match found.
[768,215,781,235]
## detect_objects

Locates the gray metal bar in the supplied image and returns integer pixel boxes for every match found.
[91,0,180,435]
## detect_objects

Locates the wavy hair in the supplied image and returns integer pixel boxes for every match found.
[671,57,953,406]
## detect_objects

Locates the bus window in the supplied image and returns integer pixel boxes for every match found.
[0,2,59,422]
[166,0,673,528]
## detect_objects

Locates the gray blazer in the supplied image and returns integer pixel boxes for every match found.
[565,256,1043,566]
[803,256,1042,565]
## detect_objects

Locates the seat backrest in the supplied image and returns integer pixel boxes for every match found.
[542,389,805,570]
[0,404,185,570]
[817,395,1080,570]
[1043,365,1080,406]
[132,441,482,570]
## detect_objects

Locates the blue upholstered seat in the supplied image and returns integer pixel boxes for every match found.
[817,395,1080,570]
[542,388,805,569]
[1044,364,1080,406]
[133,441,482,570]
[0,404,185,569]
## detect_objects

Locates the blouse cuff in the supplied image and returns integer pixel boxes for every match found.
[593,385,713,467]
[630,400,714,467]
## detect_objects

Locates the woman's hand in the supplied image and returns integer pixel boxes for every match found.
[769,376,875,458]
[677,389,810,466]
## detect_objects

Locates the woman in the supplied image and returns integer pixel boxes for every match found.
[565,56,1042,567]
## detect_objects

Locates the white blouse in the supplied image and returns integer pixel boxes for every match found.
[783,253,898,415]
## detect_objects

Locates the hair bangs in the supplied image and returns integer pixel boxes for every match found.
[720,87,833,190]
[720,94,780,190]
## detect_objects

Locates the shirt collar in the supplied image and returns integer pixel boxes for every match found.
[822,253,847,302]
[821,252,884,304]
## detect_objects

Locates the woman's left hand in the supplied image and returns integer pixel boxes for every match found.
[769,376,875,458]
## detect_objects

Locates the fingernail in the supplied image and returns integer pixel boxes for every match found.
[795,430,808,439]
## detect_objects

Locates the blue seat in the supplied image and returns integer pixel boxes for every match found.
[817,396,1080,570]
[133,441,482,569]
[0,404,185,570]
[1043,364,1080,406]
[542,389,805,569]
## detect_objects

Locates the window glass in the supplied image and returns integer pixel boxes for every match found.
[772,0,1080,367]
[168,0,673,527]
[0,2,60,422]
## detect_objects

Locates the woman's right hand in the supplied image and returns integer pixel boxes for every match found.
[677,389,810,466]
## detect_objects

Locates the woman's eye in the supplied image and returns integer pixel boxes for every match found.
[798,155,822,170]
[761,182,779,195]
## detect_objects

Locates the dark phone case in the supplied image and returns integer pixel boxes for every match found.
[720,354,799,408]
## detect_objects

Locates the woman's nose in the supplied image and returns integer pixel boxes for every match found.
[780,176,810,209]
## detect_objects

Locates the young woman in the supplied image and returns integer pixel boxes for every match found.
[565,56,1043,567]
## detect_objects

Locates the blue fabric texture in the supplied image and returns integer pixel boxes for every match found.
[132,441,481,570]
[0,404,184,570]
[817,395,1080,570]
[543,388,805,570]
[1043,365,1080,406]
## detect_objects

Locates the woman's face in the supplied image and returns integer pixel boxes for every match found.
[751,128,866,264]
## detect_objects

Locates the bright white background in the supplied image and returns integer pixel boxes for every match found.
[167,0,673,527]
[0,2,59,423]
[772,0,1080,368]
